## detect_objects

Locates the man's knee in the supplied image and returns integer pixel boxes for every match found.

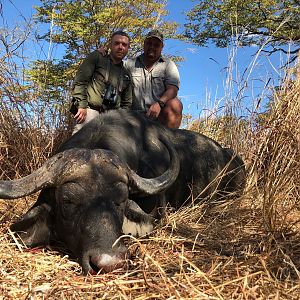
[159,98,183,129]
[166,97,183,115]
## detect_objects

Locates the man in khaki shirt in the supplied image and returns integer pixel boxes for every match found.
[98,30,183,128]
[71,31,132,134]
[126,30,182,129]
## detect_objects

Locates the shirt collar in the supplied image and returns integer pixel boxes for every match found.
[108,54,124,66]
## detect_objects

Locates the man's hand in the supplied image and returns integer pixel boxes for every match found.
[146,102,161,119]
[74,108,87,124]
[98,46,107,56]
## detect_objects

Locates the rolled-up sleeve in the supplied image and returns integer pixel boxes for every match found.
[165,60,180,90]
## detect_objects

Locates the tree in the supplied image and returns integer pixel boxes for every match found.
[184,0,300,62]
[29,0,179,102]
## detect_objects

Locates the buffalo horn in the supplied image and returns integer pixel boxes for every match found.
[127,135,180,195]
[0,149,90,199]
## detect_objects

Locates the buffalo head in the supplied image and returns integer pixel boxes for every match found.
[0,146,179,274]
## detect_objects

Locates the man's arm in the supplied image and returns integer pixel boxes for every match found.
[154,59,180,106]
[146,84,178,119]
[146,59,180,119]
[159,84,178,104]
[72,51,99,108]
[72,51,99,123]
[120,81,133,109]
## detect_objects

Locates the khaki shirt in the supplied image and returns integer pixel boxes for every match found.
[125,54,180,111]
[72,51,132,109]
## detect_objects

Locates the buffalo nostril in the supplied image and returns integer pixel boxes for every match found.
[88,266,99,275]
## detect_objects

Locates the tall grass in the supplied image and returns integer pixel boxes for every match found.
[0,99,72,180]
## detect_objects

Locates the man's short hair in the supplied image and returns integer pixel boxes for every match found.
[111,30,130,41]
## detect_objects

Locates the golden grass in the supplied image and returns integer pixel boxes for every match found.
[1,70,300,299]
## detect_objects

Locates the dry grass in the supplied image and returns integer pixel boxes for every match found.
[1,71,300,299]
[1,197,300,299]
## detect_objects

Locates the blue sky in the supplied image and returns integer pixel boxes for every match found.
[2,0,284,122]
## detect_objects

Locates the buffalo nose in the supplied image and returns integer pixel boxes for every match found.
[90,251,127,274]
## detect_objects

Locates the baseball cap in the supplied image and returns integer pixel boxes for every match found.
[145,30,164,43]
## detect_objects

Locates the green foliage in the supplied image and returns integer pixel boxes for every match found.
[184,0,300,59]
[26,59,73,101]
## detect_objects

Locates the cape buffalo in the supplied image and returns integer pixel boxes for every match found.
[0,110,246,274]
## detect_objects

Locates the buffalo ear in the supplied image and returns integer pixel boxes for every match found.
[122,200,155,237]
[10,200,53,248]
